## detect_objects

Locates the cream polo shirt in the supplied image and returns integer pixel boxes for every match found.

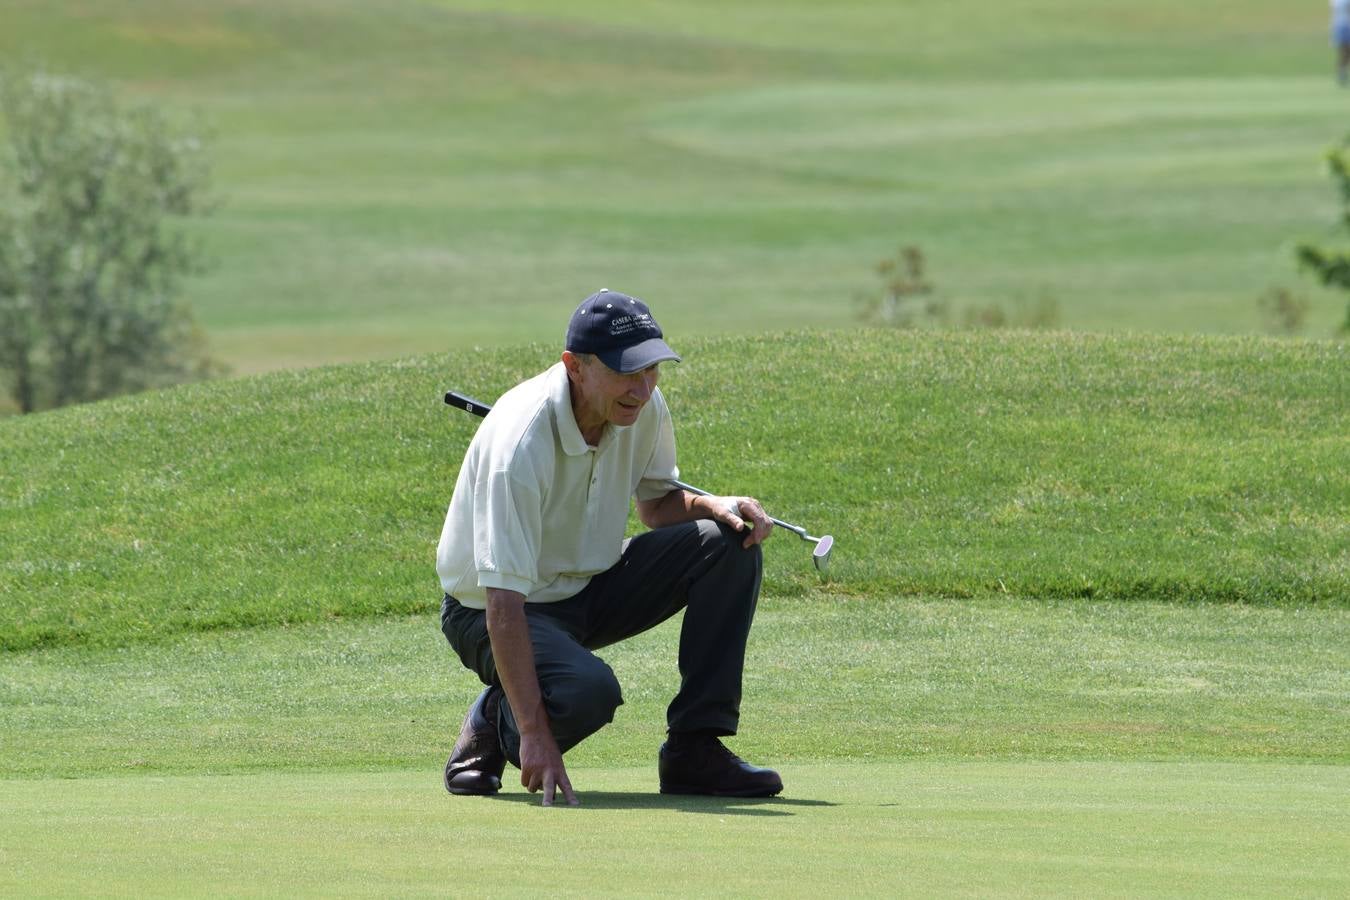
[436,361,679,608]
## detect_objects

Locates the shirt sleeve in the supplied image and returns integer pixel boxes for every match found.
[635,391,679,502]
[473,465,543,596]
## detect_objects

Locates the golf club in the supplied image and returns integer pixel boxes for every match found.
[444,390,834,575]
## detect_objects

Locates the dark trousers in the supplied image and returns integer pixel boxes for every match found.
[440,520,762,766]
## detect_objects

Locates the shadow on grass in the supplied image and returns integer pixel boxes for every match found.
[485,791,837,816]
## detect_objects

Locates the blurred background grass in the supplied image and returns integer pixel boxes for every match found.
[2,0,1346,376]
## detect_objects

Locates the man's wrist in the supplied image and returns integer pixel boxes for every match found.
[517,720,552,740]
[513,701,551,737]
[694,493,738,520]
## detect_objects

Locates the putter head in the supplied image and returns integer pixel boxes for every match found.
[811,535,834,575]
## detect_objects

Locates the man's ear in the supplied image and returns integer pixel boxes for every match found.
[561,350,581,378]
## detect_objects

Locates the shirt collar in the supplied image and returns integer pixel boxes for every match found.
[549,362,594,456]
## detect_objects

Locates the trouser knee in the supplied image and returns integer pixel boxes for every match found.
[702,519,763,578]
[545,657,624,743]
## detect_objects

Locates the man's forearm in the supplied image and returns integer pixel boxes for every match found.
[638,489,718,529]
[484,588,549,736]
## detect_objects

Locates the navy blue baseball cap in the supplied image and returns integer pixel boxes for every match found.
[565,289,682,373]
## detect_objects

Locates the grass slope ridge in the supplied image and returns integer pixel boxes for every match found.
[1,330,1345,651]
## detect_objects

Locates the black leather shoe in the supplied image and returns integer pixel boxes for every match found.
[658,735,783,797]
[444,686,506,795]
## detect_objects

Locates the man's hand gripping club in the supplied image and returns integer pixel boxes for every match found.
[485,587,579,807]
[636,490,774,550]
[705,494,773,549]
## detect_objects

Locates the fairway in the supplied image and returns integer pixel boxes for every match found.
[3,764,1347,897]
[2,1,1346,376]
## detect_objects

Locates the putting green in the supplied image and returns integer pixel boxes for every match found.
[3,762,1346,897]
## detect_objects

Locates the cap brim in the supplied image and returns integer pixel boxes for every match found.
[596,338,682,374]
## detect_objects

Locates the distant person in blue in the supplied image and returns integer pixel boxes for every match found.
[1334,0,1350,84]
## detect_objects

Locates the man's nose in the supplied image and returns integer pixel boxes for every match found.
[629,373,654,400]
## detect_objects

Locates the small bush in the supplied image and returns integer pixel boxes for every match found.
[963,291,1060,329]
[1257,287,1309,335]
[1296,135,1350,333]
[859,246,1059,330]
[858,245,947,327]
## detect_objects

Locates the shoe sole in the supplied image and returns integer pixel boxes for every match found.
[659,783,783,798]
[446,783,501,796]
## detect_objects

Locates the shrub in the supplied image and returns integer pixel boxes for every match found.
[1296,136,1350,333]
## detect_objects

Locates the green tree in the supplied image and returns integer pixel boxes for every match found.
[0,70,221,414]
[1296,136,1350,333]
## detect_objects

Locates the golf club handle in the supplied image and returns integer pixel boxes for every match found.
[445,391,490,418]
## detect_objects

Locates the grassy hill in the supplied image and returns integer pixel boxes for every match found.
[3,1,1346,375]
[1,330,1344,652]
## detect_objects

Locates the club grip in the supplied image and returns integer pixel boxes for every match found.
[445,391,491,418]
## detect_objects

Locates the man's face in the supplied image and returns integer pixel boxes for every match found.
[564,352,661,432]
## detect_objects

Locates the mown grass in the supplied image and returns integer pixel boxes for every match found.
[2,1,1345,375]
[1,331,1345,652]
[2,596,1346,894]
[2,600,1346,781]
[4,763,1347,898]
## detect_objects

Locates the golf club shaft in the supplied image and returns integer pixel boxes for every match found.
[444,390,819,543]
